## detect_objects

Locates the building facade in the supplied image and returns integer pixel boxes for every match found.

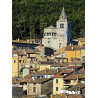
[42,7,71,50]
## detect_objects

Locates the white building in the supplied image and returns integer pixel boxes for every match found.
[42,7,71,50]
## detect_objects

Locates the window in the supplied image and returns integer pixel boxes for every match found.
[23,60,24,63]
[14,60,16,63]
[47,33,49,36]
[56,87,58,91]
[58,60,60,62]
[28,54,30,57]
[48,41,50,43]
[19,60,21,63]
[33,87,36,92]
[21,55,23,58]
[60,24,64,28]
[56,79,58,83]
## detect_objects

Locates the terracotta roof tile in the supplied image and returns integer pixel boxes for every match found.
[68,83,85,91]
[64,74,85,80]
[29,78,52,83]
[12,49,26,56]
[65,45,81,51]
[78,69,85,74]
[53,70,73,78]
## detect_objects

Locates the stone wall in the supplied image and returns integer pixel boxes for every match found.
[12,87,24,98]
[41,79,53,97]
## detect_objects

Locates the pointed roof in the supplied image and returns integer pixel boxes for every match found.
[45,25,56,29]
[59,7,67,21]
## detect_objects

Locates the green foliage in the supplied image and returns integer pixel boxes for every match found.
[20,67,25,74]
[12,0,85,39]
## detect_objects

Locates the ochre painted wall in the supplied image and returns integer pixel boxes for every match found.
[53,78,64,95]
[39,64,51,71]
[65,50,81,62]
[12,56,18,77]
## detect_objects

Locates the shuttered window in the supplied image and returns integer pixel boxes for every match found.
[56,79,58,83]
[56,87,58,91]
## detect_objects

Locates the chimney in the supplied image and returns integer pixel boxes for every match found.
[27,39,30,42]
[72,46,73,49]
[39,44,42,46]
[77,76,79,83]
[18,38,20,42]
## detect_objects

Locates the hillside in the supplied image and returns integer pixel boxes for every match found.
[12,0,85,40]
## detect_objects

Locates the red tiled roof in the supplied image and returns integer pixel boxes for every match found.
[78,69,85,74]
[12,49,26,56]
[53,70,73,78]
[64,74,85,80]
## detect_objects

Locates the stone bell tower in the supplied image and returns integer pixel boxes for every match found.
[42,7,71,50]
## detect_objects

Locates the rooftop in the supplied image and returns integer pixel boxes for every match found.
[29,78,52,84]
[53,70,73,78]
[54,57,67,59]
[68,83,85,91]
[65,45,81,51]
[45,25,56,29]
[59,7,67,22]
[73,37,85,42]
[12,40,39,45]
[51,62,68,67]
[64,74,85,80]
[39,61,54,64]
[32,69,57,75]
[12,49,26,56]
[78,68,85,74]
[64,66,82,70]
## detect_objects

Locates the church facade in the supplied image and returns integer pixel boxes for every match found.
[42,7,71,50]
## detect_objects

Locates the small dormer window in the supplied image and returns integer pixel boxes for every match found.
[60,24,64,28]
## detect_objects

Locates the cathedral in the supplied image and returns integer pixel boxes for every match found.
[42,7,71,50]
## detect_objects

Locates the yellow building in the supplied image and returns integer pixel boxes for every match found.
[12,54,18,77]
[64,45,81,62]
[12,49,27,77]
[53,70,73,95]
[39,61,54,71]
[25,49,47,68]
[53,70,85,95]
[81,45,85,61]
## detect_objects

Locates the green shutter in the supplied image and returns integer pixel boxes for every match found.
[56,79,58,83]
[56,87,58,91]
